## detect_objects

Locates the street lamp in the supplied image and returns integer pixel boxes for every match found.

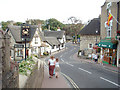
[96,30,98,45]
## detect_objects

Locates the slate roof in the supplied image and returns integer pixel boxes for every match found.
[78,18,100,35]
[43,30,65,39]
[39,31,46,42]
[8,25,38,43]
[45,37,60,46]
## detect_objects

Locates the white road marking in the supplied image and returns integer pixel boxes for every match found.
[100,77,120,87]
[60,55,62,58]
[66,62,74,67]
[78,68,92,74]
[61,58,64,62]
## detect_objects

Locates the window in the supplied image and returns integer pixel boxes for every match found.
[17,49,23,57]
[88,44,93,49]
[52,45,55,49]
[106,20,112,37]
[35,36,38,44]
[62,43,64,47]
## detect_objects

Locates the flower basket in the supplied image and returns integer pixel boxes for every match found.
[111,40,118,44]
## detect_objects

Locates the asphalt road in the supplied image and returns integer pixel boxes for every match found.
[46,42,119,88]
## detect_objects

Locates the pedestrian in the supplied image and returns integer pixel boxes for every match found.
[55,58,60,78]
[92,52,95,62]
[48,56,56,78]
[94,53,98,63]
[100,54,104,65]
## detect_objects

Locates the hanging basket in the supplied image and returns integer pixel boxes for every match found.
[111,40,118,44]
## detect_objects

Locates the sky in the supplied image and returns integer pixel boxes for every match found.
[0,0,105,24]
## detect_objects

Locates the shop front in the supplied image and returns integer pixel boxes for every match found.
[98,40,118,66]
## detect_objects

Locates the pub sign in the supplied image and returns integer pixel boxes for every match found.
[21,23,31,38]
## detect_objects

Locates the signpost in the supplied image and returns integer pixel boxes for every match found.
[21,23,31,60]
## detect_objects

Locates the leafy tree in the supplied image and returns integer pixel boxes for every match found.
[43,18,65,31]
[14,22,22,26]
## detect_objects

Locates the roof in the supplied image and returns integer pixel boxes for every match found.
[45,37,60,46]
[43,30,65,39]
[39,31,46,41]
[78,18,100,35]
[8,25,38,43]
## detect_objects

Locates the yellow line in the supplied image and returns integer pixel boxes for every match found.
[61,72,80,90]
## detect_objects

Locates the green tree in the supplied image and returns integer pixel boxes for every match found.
[43,18,65,31]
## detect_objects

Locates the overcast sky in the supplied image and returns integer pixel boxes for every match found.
[0,0,105,24]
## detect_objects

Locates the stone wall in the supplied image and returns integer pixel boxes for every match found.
[0,30,19,88]
[80,35,100,55]
[24,57,44,88]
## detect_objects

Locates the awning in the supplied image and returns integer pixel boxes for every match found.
[98,41,117,49]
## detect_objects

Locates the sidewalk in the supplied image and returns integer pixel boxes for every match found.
[73,53,119,73]
[41,67,71,88]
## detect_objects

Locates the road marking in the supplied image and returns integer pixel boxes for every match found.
[61,58,64,62]
[61,72,80,89]
[66,62,74,67]
[60,55,63,58]
[70,56,72,59]
[100,77,120,87]
[78,68,92,74]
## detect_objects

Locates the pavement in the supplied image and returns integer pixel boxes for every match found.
[41,49,71,88]
[73,53,119,73]
[41,67,71,88]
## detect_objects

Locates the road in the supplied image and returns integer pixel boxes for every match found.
[45,42,119,88]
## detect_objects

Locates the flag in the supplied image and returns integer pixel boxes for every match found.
[107,13,113,26]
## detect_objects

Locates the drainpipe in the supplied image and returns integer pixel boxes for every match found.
[117,2,119,67]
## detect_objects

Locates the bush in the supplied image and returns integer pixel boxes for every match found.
[19,58,35,76]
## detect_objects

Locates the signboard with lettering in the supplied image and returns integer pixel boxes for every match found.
[14,44,24,48]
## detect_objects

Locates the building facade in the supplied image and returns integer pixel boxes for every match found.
[98,1,120,67]
[79,18,100,56]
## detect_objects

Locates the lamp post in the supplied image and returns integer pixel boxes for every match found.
[96,30,98,44]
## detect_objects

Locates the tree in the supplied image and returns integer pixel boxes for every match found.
[43,18,65,31]
[67,16,84,43]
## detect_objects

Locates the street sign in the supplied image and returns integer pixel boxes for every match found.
[14,44,24,48]
[21,23,31,38]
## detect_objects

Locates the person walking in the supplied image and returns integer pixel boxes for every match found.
[100,54,104,65]
[92,52,95,62]
[94,53,98,63]
[55,58,60,78]
[48,56,56,78]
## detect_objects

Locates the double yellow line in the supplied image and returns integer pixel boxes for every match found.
[61,72,80,90]
[44,61,80,89]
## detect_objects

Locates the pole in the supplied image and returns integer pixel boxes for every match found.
[25,38,26,61]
